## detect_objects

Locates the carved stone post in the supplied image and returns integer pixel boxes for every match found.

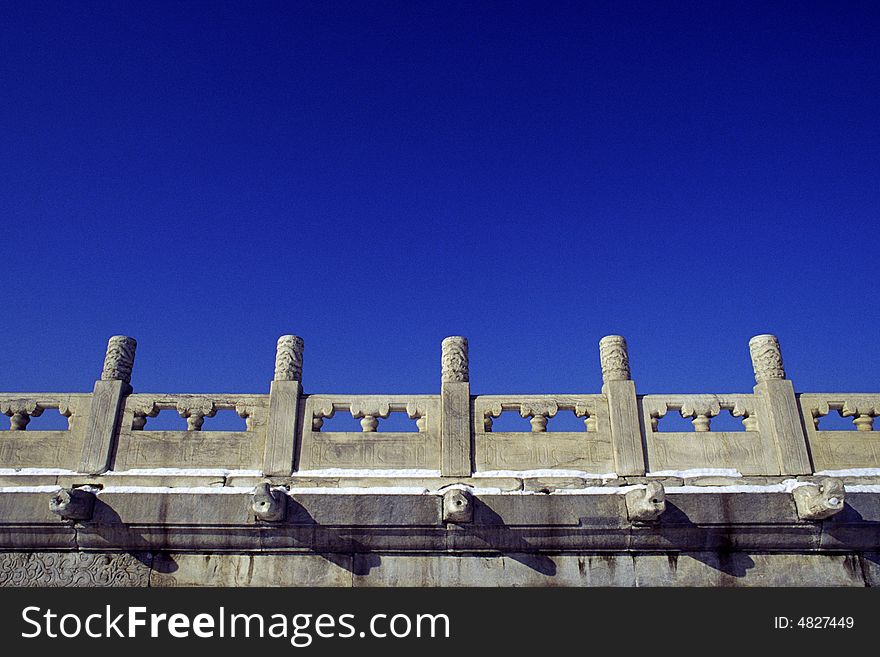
[264,335,304,476]
[440,336,472,477]
[599,335,645,476]
[79,336,136,474]
[749,334,812,475]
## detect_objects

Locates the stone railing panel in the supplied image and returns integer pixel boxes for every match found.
[798,393,880,472]
[112,393,269,472]
[473,394,613,473]
[297,395,441,471]
[0,393,91,470]
[640,393,779,475]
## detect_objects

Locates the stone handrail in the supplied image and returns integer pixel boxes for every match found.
[0,332,877,478]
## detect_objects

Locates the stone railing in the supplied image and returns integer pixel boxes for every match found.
[0,332,877,478]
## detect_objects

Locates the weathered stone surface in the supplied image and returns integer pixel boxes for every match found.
[0,490,65,523]
[287,494,442,526]
[352,553,636,587]
[113,430,265,471]
[93,491,253,525]
[624,476,683,486]
[860,553,880,587]
[0,430,84,471]
[263,379,301,476]
[634,552,865,586]
[683,476,746,486]
[523,477,590,492]
[441,381,471,476]
[664,492,800,524]
[603,379,646,475]
[475,494,627,528]
[79,379,128,474]
[150,553,352,587]
[0,551,151,587]
[0,526,78,550]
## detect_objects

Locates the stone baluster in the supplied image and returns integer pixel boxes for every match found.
[1,400,42,431]
[680,399,719,433]
[520,401,558,433]
[842,401,875,432]
[576,403,598,432]
[406,403,428,433]
[599,335,645,475]
[732,401,759,432]
[440,336,473,476]
[177,399,216,431]
[131,401,159,431]
[79,336,137,474]
[264,335,305,476]
[349,400,390,432]
[749,334,811,475]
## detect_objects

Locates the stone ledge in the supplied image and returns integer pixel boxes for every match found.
[0,551,872,587]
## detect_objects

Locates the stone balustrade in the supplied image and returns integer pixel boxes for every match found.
[1,332,880,587]
[0,332,877,478]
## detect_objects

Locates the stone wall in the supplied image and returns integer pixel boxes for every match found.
[1,332,878,586]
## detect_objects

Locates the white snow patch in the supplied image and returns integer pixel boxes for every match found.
[0,485,62,493]
[105,468,263,477]
[435,483,506,495]
[844,485,880,493]
[98,486,253,494]
[647,469,742,478]
[0,468,80,476]
[815,468,880,477]
[549,485,644,495]
[666,480,808,494]
[287,486,430,495]
[474,469,618,480]
[293,469,441,478]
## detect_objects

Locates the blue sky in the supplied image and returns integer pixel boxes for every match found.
[1,1,878,401]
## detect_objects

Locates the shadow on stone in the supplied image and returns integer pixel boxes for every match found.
[698,552,756,578]
[467,499,557,576]
[85,499,177,573]
[286,498,382,575]
[657,502,754,577]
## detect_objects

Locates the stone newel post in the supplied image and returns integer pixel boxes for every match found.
[749,334,811,475]
[79,336,138,474]
[101,336,137,384]
[274,335,304,382]
[749,334,785,382]
[599,335,645,476]
[264,335,305,476]
[440,336,472,476]
[599,335,631,382]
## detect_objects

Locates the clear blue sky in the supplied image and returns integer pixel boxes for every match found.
[1,1,878,399]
